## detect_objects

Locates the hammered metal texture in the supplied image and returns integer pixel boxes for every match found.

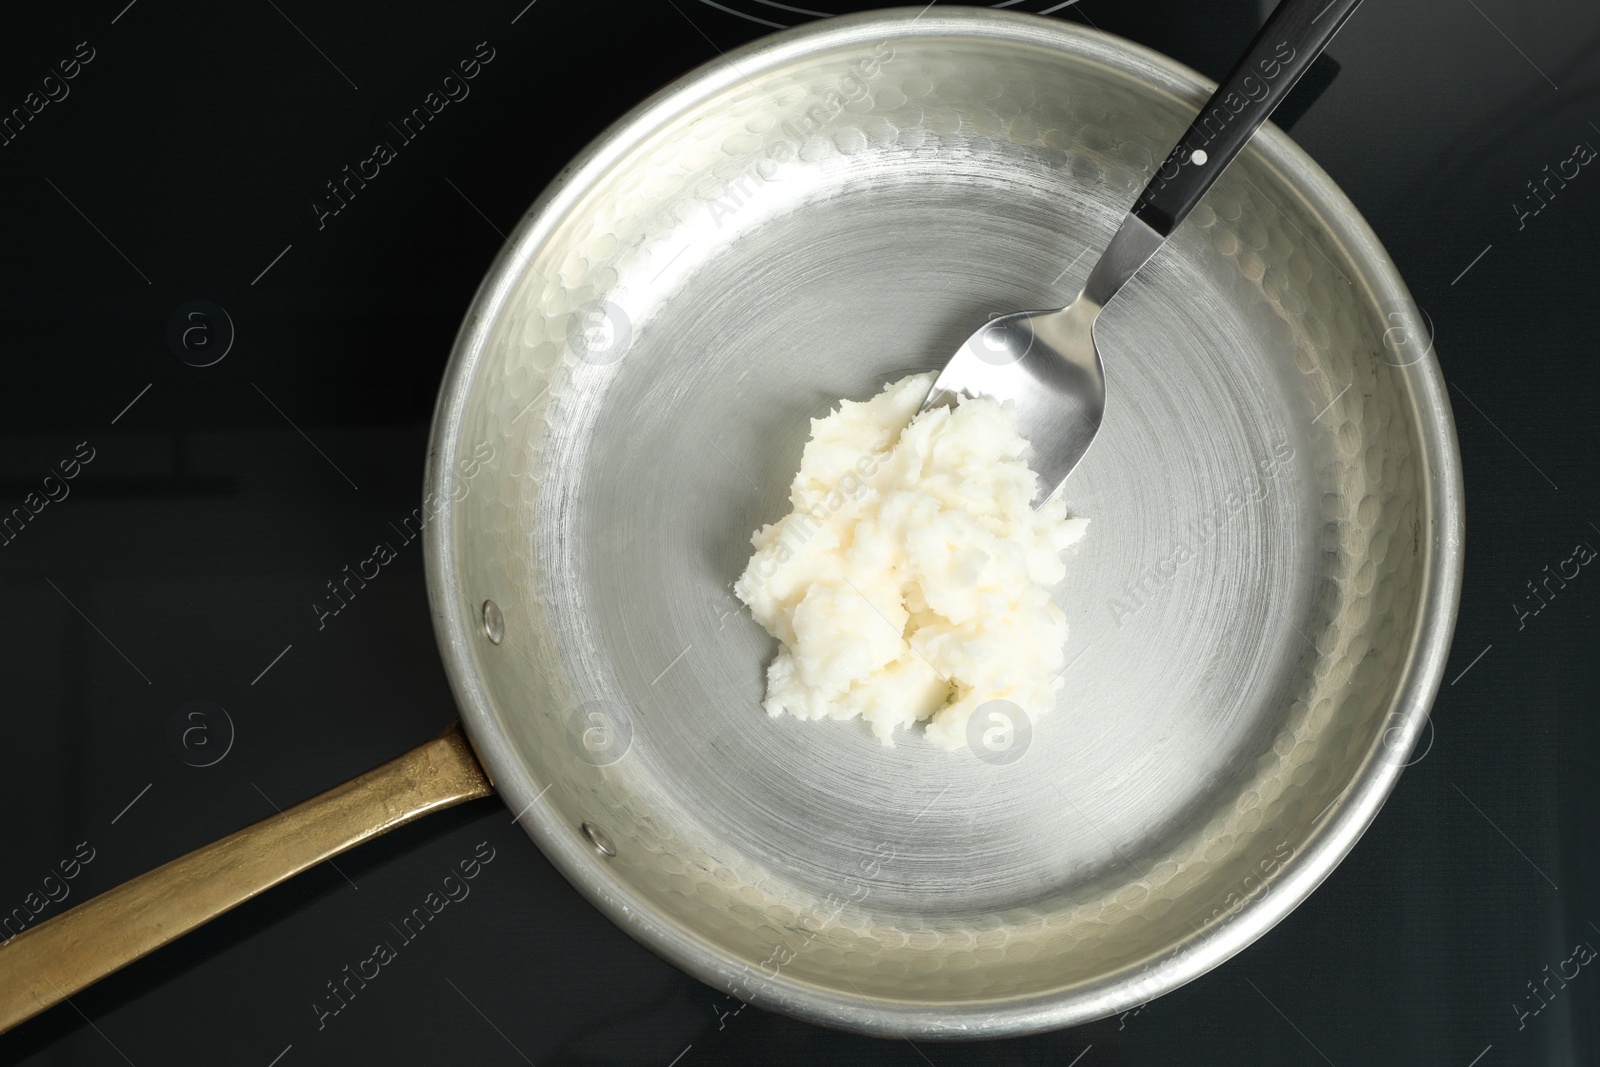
[424,9,1459,1038]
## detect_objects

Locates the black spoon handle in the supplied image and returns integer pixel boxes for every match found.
[1130,0,1365,238]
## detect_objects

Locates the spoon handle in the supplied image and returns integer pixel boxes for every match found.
[1130,0,1364,237]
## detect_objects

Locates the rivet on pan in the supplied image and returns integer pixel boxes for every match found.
[481,599,505,644]
[581,821,616,858]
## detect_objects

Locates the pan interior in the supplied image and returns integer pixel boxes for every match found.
[437,16,1431,1028]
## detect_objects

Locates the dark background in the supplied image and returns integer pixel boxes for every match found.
[1,1,1595,1064]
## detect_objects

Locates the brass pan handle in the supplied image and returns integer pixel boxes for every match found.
[0,722,493,1033]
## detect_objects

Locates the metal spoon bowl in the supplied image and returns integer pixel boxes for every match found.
[925,0,1366,504]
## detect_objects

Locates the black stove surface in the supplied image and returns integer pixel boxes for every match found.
[2,2,1596,1064]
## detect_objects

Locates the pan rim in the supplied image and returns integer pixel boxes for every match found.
[422,5,1464,1039]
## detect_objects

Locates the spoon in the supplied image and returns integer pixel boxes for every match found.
[921,0,1365,503]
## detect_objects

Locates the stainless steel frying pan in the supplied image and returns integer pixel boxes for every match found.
[1,7,1463,1039]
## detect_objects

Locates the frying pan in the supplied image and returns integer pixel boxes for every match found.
[0,7,1463,1039]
